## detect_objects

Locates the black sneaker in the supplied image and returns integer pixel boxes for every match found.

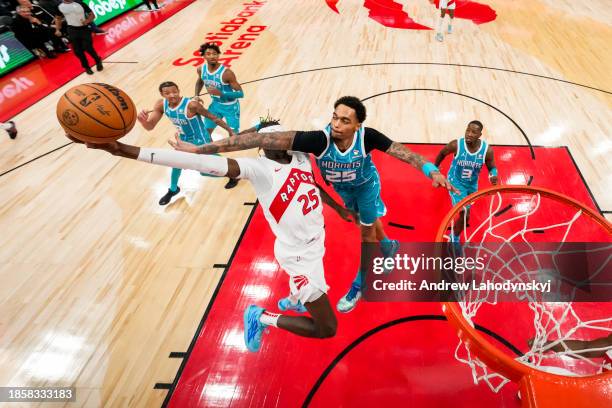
[96,61,103,71]
[159,187,180,205]
[85,68,94,75]
[224,178,239,189]
[7,121,17,139]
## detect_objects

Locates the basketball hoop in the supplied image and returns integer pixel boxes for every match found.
[436,185,612,408]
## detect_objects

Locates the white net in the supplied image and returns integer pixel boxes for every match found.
[442,190,612,393]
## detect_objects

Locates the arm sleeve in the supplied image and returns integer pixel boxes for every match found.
[363,127,393,153]
[234,157,273,193]
[137,148,228,176]
[291,130,328,156]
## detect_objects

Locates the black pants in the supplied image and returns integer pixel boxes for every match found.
[67,26,101,69]
[143,0,159,9]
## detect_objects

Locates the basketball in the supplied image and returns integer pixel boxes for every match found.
[56,83,136,143]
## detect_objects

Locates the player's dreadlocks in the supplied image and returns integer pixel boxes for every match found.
[257,112,280,131]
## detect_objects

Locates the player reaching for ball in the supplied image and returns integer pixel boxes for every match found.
[67,119,352,352]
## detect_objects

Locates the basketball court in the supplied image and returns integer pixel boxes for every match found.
[0,1,610,407]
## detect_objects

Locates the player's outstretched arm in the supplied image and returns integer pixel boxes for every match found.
[386,142,458,192]
[528,333,612,359]
[170,130,297,154]
[485,147,498,185]
[69,135,235,177]
[137,99,164,131]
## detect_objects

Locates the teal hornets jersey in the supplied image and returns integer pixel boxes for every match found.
[163,97,209,145]
[200,62,238,104]
[315,124,379,187]
[448,138,488,186]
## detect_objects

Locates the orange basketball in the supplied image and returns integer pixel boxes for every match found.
[56,83,136,143]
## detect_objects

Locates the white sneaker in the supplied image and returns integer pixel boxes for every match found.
[436,33,444,42]
[336,284,362,313]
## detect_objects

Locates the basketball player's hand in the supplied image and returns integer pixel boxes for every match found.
[65,134,84,144]
[169,133,200,153]
[206,86,221,97]
[489,175,498,185]
[191,96,203,103]
[431,172,459,193]
[137,109,152,124]
[336,207,355,222]
[54,29,62,37]
[85,142,121,154]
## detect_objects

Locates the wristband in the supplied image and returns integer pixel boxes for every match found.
[422,162,439,178]
[222,90,244,99]
[489,167,498,177]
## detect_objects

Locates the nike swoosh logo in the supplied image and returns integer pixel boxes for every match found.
[274,168,281,172]
[150,152,155,163]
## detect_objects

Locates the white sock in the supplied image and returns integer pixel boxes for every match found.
[259,310,280,327]
[437,15,444,33]
[0,122,11,130]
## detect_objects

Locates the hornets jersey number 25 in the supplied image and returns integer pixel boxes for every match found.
[315,125,379,187]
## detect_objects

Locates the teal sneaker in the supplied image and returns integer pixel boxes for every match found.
[243,305,266,352]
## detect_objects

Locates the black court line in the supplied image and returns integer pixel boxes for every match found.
[388,222,415,230]
[603,211,612,214]
[532,230,546,234]
[562,146,604,215]
[494,205,513,217]
[243,202,257,206]
[154,383,172,390]
[212,263,228,269]
[169,352,186,358]
[362,89,535,159]
[160,203,259,407]
[238,62,611,95]
[0,142,73,178]
[302,314,523,407]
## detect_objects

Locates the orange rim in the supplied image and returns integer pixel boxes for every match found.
[436,185,612,384]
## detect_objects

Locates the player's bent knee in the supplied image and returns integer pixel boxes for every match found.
[317,324,337,338]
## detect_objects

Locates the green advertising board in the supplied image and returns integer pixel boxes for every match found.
[0,31,35,77]
[86,0,143,25]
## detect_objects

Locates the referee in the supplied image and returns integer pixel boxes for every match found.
[54,0,103,75]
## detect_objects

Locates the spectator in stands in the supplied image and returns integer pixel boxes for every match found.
[142,0,161,11]
[12,5,59,58]
[18,0,69,52]
[0,0,13,28]
[53,0,103,75]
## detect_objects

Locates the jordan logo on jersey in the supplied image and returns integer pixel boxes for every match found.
[269,168,317,222]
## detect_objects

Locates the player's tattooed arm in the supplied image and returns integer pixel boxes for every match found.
[434,140,458,167]
[186,131,297,154]
[386,142,459,192]
[386,142,428,169]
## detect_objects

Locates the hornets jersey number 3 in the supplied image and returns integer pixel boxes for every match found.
[448,137,488,186]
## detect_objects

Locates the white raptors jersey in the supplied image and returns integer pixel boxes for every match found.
[235,152,324,247]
